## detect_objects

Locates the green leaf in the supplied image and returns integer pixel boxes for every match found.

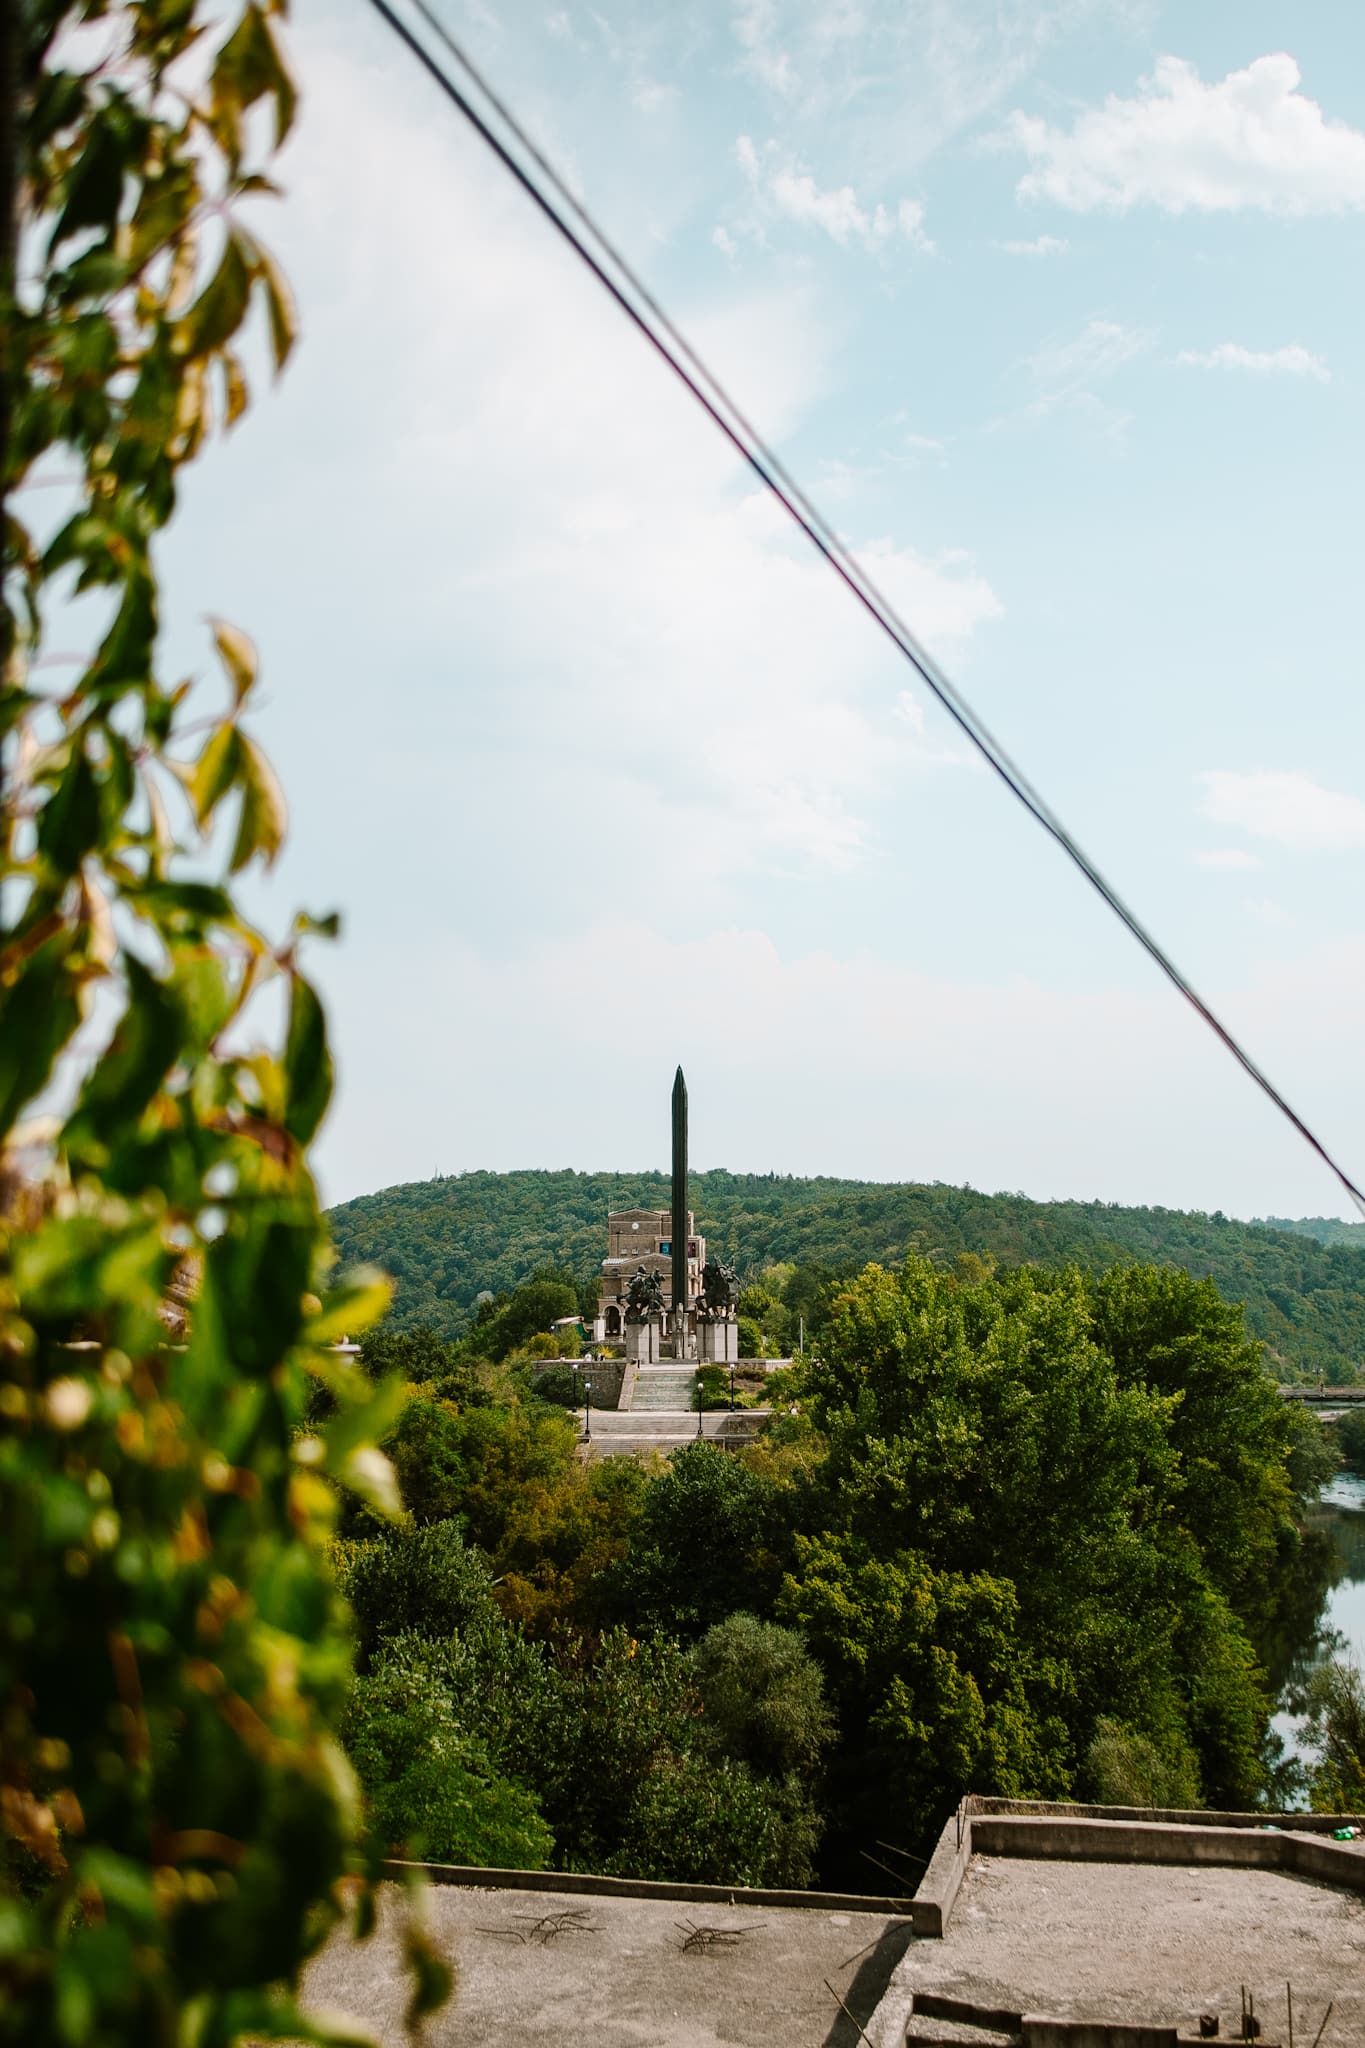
[229,731,287,871]
[37,743,100,874]
[0,933,79,1142]
[211,616,257,705]
[48,115,125,254]
[211,3,298,156]
[73,1847,158,1926]
[177,231,252,359]
[323,1372,408,1468]
[404,1921,455,2025]
[283,973,332,1142]
[223,348,249,428]
[192,721,241,826]
[63,956,184,1159]
[89,566,157,697]
[251,235,298,372]
[303,1269,392,1346]
[131,880,236,929]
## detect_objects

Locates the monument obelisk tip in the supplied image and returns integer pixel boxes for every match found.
[671,1067,688,1355]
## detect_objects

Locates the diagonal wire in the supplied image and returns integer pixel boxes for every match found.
[360,0,1365,1220]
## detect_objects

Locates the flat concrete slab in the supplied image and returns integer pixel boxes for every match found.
[303,1880,913,2047]
[881,1856,1365,2044]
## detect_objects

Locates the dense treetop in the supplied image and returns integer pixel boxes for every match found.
[329,1168,1365,1380]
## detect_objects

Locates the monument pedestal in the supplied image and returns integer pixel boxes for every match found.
[699,1318,739,1364]
[625,1317,661,1364]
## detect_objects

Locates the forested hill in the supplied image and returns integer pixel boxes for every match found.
[1261,1215,1365,1252]
[328,1170,1365,1382]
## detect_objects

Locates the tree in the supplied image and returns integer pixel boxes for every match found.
[360,1323,459,1384]
[1303,1659,1365,1812]
[0,5,443,2037]
[598,1443,791,1636]
[784,1258,1281,1860]
[343,1635,554,1869]
[691,1614,834,1779]
[469,1274,579,1362]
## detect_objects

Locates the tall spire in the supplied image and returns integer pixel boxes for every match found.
[671,1065,688,1339]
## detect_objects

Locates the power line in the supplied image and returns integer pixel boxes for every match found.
[360,0,1365,1221]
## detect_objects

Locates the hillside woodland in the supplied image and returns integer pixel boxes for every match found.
[329,1170,1365,1382]
[332,1257,1347,1891]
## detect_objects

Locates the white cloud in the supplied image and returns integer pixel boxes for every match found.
[218,36,1000,895]
[732,0,795,97]
[736,134,934,251]
[897,198,934,253]
[998,234,1069,256]
[1245,897,1293,927]
[1028,319,1148,388]
[1193,849,1263,872]
[1001,53,1365,215]
[1176,342,1329,381]
[1199,771,1365,851]
[712,224,738,258]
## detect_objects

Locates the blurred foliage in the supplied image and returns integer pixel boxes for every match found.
[330,1168,1365,1382]
[0,4,443,2038]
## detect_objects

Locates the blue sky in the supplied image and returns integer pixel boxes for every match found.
[156,0,1365,1215]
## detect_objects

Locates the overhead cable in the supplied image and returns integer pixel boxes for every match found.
[361,0,1365,1220]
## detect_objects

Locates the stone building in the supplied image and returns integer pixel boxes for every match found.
[594,1208,705,1341]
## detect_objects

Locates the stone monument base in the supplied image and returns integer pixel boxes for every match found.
[625,1317,661,1364]
[699,1318,739,1364]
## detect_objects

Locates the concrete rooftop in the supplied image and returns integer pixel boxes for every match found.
[302,1879,912,2047]
[885,1854,1365,2045]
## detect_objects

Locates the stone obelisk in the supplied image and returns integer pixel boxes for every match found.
[671,1065,689,1359]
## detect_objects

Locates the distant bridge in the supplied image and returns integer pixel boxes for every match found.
[1279,1385,1365,1404]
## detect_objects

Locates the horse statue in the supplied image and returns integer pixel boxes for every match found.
[700,1256,739,1318]
[625,1264,665,1322]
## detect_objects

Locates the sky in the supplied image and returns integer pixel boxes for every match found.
[153,0,1365,1216]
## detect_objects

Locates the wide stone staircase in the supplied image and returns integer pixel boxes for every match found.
[628,1367,697,1412]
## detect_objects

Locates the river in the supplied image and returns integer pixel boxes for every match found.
[1270,1469,1365,1795]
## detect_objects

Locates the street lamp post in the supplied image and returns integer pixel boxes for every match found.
[572,1361,581,1416]
[583,1378,592,1444]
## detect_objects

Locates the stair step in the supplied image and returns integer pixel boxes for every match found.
[629,1368,697,1412]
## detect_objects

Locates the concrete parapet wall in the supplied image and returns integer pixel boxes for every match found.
[911,1798,1365,1939]
[381,1857,908,1915]
[968,1794,1364,1835]
[911,1802,973,1936]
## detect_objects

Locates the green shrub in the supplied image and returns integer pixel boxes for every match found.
[346,1520,495,1666]
[692,1614,834,1778]
[1337,1409,1365,1471]
[533,1365,579,1407]
[1085,1718,1201,1809]
[1303,1660,1365,1811]
[343,1638,553,1868]
[607,1755,819,1888]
